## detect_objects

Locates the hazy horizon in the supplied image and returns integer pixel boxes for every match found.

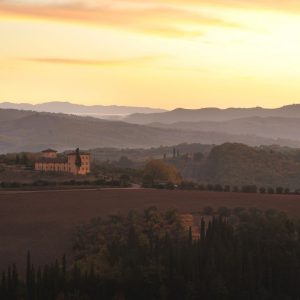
[2,100,300,111]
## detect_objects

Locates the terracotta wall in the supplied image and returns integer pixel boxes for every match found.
[68,154,91,175]
[42,152,57,159]
[35,153,91,175]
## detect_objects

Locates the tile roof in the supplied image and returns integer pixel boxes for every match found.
[67,151,90,156]
[36,157,68,164]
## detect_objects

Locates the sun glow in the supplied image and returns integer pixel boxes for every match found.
[1,0,300,109]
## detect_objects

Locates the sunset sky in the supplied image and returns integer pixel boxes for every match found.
[1,0,300,109]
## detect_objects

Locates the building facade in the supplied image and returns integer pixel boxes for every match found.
[35,149,91,175]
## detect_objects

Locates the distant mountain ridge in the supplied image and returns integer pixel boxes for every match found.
[4,102,300,124]
[124,104,300,124]
[1,108,299,153]
[0,101,166,119]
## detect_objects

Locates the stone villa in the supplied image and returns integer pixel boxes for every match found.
[35,149,91,175]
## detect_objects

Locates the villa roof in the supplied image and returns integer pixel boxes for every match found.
[67,151,90,156]
[42,149,57,153]
[36,157,68,164]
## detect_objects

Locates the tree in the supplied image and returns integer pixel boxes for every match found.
[118,156,133,168]
[1,208,300,299]
[21,153,28,165]
[75,148,82,172]
[120,174,131,187]
[143,160,182,186]
[193,152,203,161]
[214,184,223,192]
[218,207,231,217]
[224,185,231,192]
[232,186,240,192]
[242,185,257,193]
[259,187,266,194]
[203,206,214,215]
[15,154,20,165]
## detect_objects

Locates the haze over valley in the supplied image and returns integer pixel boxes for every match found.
[2,103,300,153]
[0,101,166,120]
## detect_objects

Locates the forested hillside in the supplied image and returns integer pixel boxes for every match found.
[169,143,300,189]
[90,143,300,189]
[1,109,292,153]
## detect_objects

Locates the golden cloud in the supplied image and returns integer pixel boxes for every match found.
[0,1,243,38]
[19,56,160,66]
[116,0,300,13]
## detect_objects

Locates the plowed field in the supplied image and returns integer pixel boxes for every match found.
[1,188,300,271]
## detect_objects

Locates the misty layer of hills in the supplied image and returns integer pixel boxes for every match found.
[124,104,300,123]
[149,117,300,141]
[2,103,300,153]
[124,104,300,143]
[0,102,166,119]
[1,109,298,153]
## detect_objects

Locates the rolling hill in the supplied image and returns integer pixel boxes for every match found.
[172,143,300,189]
[1,109,298,153]
[124,104,300,124]
[0,101,166,119]
[149,116,300,141]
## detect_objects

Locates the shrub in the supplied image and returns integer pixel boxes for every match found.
[214,184,223,192]
[232,186,240,193]
[203,206,214,215]
[180,181,197,190]
[224,185,231,192]
[259,187,266,194]
[217,207,231,217]
[242,185,257,193]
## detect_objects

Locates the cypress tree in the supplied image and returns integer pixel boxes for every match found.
[1,272,7,299]
[75,148,82,170]
[15,154,20,165]
[200,218,206,241]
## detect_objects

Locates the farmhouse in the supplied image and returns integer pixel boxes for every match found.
[35,149,90,175]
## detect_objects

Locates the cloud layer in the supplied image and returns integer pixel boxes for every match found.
[21,56,160,66]
[0,0,244,38]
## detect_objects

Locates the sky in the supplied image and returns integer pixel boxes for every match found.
[1,0,300,109]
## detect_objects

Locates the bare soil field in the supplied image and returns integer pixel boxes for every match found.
[1,188,300,271]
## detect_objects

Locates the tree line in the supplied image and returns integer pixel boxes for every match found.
[0,177,132,190]
[178,181,296,194]
[1,207,300,299]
